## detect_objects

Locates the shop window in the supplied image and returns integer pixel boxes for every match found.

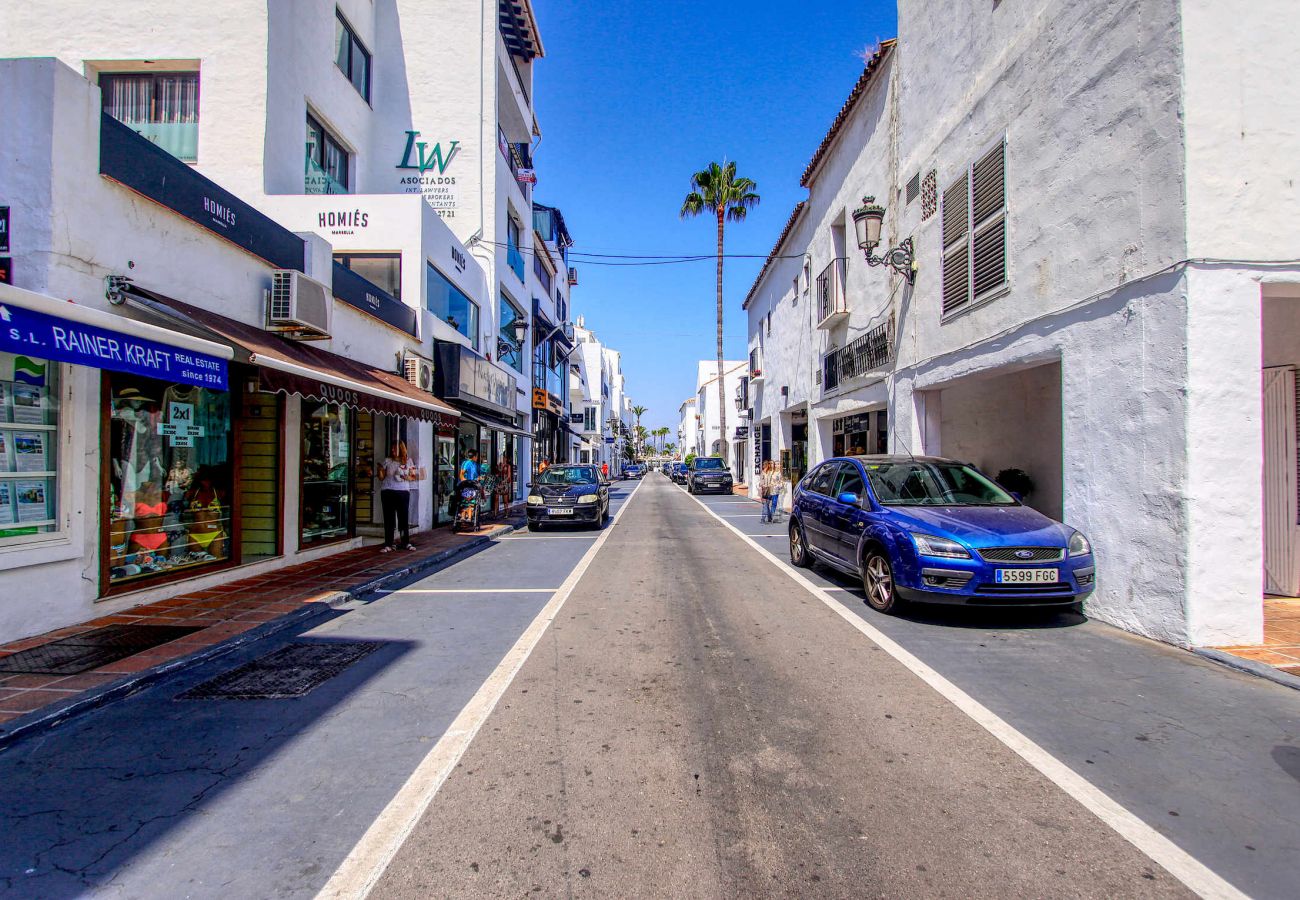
[100,71,199,162]
[0,353,59,542]
[334,9,372,102]
[427,263,479,350]
[301,402,353,544]
[498,293,525,371]
[106,374,231,586]
[306,113,350,194]
[336,252,401,299]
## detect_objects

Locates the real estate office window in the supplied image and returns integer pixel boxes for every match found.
[941,140,1007,316]
[335,9,371,102]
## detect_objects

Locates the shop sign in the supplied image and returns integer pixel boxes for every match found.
[397,130,460,220]
[433,340,517,418]
[0,207,9,252]
[516,167,537,185]
[99,114,306,272]
[0,301,228,389]
[158,401,205,447]
[605,437,615,444]
[531,388,563,416]
[833,412,873,435]
[0,258,10,286]
[331,261,417,336]
[734,425,749,438]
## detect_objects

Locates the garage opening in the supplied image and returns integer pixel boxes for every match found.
[921,361,1063,520]
[1262,290,1300,596]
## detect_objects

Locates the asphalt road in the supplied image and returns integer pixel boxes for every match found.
[367,474,1227,898]
[2,473,1296,898]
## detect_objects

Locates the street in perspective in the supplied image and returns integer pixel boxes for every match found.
[0,0,1297,898]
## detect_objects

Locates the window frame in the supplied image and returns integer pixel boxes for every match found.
[334,252,401,300]
[940,136,1009,320]
[306,112,351,193]
[498,292,525,372]
[334,8,372,103]
[426,262,480,350]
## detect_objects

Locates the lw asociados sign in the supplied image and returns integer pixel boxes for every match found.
[398,131,460,218]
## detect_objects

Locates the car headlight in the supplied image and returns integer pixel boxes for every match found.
[578,494,598,504]
[527,495,543,506]
[910,532,971,559]
[1068,530,1092,557]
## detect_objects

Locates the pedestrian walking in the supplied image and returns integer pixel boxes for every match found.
[601,461,609,481]
[378,441,416,552]
[759,460,782,524]
[455,449,482,526]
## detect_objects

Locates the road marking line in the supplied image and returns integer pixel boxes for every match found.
[317,478,645,900]
[377,588,559,595]
[682,489,1246,900]
[720,514,765,518]
[495,535,600,541]
[742,533,787,538]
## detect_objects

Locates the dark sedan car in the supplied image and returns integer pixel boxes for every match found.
[527,465,610,531]
[686,457,733,494]
[788,455,1095,613]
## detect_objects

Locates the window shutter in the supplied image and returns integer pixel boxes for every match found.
[971,141,1007,300]
[921,170,938,221]
[941,174,969,249]
[941,174,971,313]
[905,172,921,205]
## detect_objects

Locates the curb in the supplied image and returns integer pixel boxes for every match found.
[1193,648,1300,691]
[0,523,520,750]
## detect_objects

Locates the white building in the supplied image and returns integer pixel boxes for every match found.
[568,316,626,471]
[745,0,1300,649]
[0,0,581,642]
[677,397,698,461]
[693,361,746,462]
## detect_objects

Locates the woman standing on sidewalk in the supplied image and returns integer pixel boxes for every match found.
[759,460,782,523]
[378,441,416,552]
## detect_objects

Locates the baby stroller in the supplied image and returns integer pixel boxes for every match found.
[453,480,481,533]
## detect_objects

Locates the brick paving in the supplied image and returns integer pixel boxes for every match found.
[0,514,522,728]
[1216,596,1300,679]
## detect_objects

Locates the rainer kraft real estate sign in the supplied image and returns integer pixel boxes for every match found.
[397,131,460,219]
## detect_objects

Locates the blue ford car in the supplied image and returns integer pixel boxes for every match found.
[788,455,1095,613]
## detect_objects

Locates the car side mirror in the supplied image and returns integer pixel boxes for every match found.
[526,482,533,488]
[837,491,861,506]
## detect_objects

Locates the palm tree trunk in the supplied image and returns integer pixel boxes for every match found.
[716,208,727,463]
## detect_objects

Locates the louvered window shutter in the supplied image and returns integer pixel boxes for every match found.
[971,141,1007,300]
[941,174,970,313]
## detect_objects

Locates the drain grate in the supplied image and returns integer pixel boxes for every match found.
[177,641,383,700]
[0,624,202,676]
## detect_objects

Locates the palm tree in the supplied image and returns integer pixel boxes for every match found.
[681,161,760,464]
[634,425,648,459]
[630,405,648,457]
[664,442,677,458]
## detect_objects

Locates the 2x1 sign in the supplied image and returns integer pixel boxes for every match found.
[0,302,228,390]
[0,207,9,252]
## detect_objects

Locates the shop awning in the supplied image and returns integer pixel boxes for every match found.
[127,288,459,427]
[0,282,233,389]
[456,405,531,438]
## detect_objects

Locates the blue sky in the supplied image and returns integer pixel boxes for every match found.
[531,0,898,438]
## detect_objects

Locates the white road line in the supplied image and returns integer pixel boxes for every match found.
[743,533,787,538]
[317,478,645,900]
[495,535,599,541]
[377,588,559,595]
[720,514,765,518]
[682,490,1246,900]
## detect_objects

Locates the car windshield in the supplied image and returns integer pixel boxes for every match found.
[693,458,725,470]
[537,466,597,485]
[863,461,1017,506]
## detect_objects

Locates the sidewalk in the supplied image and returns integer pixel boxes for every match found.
[0,512,524,742]
[1210,596,1300,685]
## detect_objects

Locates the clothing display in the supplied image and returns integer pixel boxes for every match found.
[301,402,353,544]
[107,374,232,586]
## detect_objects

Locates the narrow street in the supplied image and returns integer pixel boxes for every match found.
[0,475,1297,897]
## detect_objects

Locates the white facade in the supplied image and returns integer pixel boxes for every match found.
[567,317,626,471]
[693,361,746,460]
[745,0,1300,648]
[677,398,698,461]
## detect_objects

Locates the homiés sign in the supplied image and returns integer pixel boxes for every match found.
[0,302,228,389]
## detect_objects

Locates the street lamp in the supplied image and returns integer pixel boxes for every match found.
[495,317,529,358]
[852,196,916,285]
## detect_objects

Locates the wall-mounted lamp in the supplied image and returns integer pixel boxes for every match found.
[495,317,530,357]
[852,196,916,285]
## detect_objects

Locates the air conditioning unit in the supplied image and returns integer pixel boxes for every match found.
[567,267,578,286]
[267,270,332,340]
[403,354,434,393]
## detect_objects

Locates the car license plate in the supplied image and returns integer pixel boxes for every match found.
[995,568,1058,584]
[549,507,575,516]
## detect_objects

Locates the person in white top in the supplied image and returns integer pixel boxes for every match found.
[378,441,415,552]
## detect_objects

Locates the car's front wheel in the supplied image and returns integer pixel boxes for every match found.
[862,550,901,614]
[789,521,811,568]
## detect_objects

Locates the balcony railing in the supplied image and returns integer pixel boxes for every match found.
[823,315,894,392]
[816,258,848,329]
[117,120,198,162]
